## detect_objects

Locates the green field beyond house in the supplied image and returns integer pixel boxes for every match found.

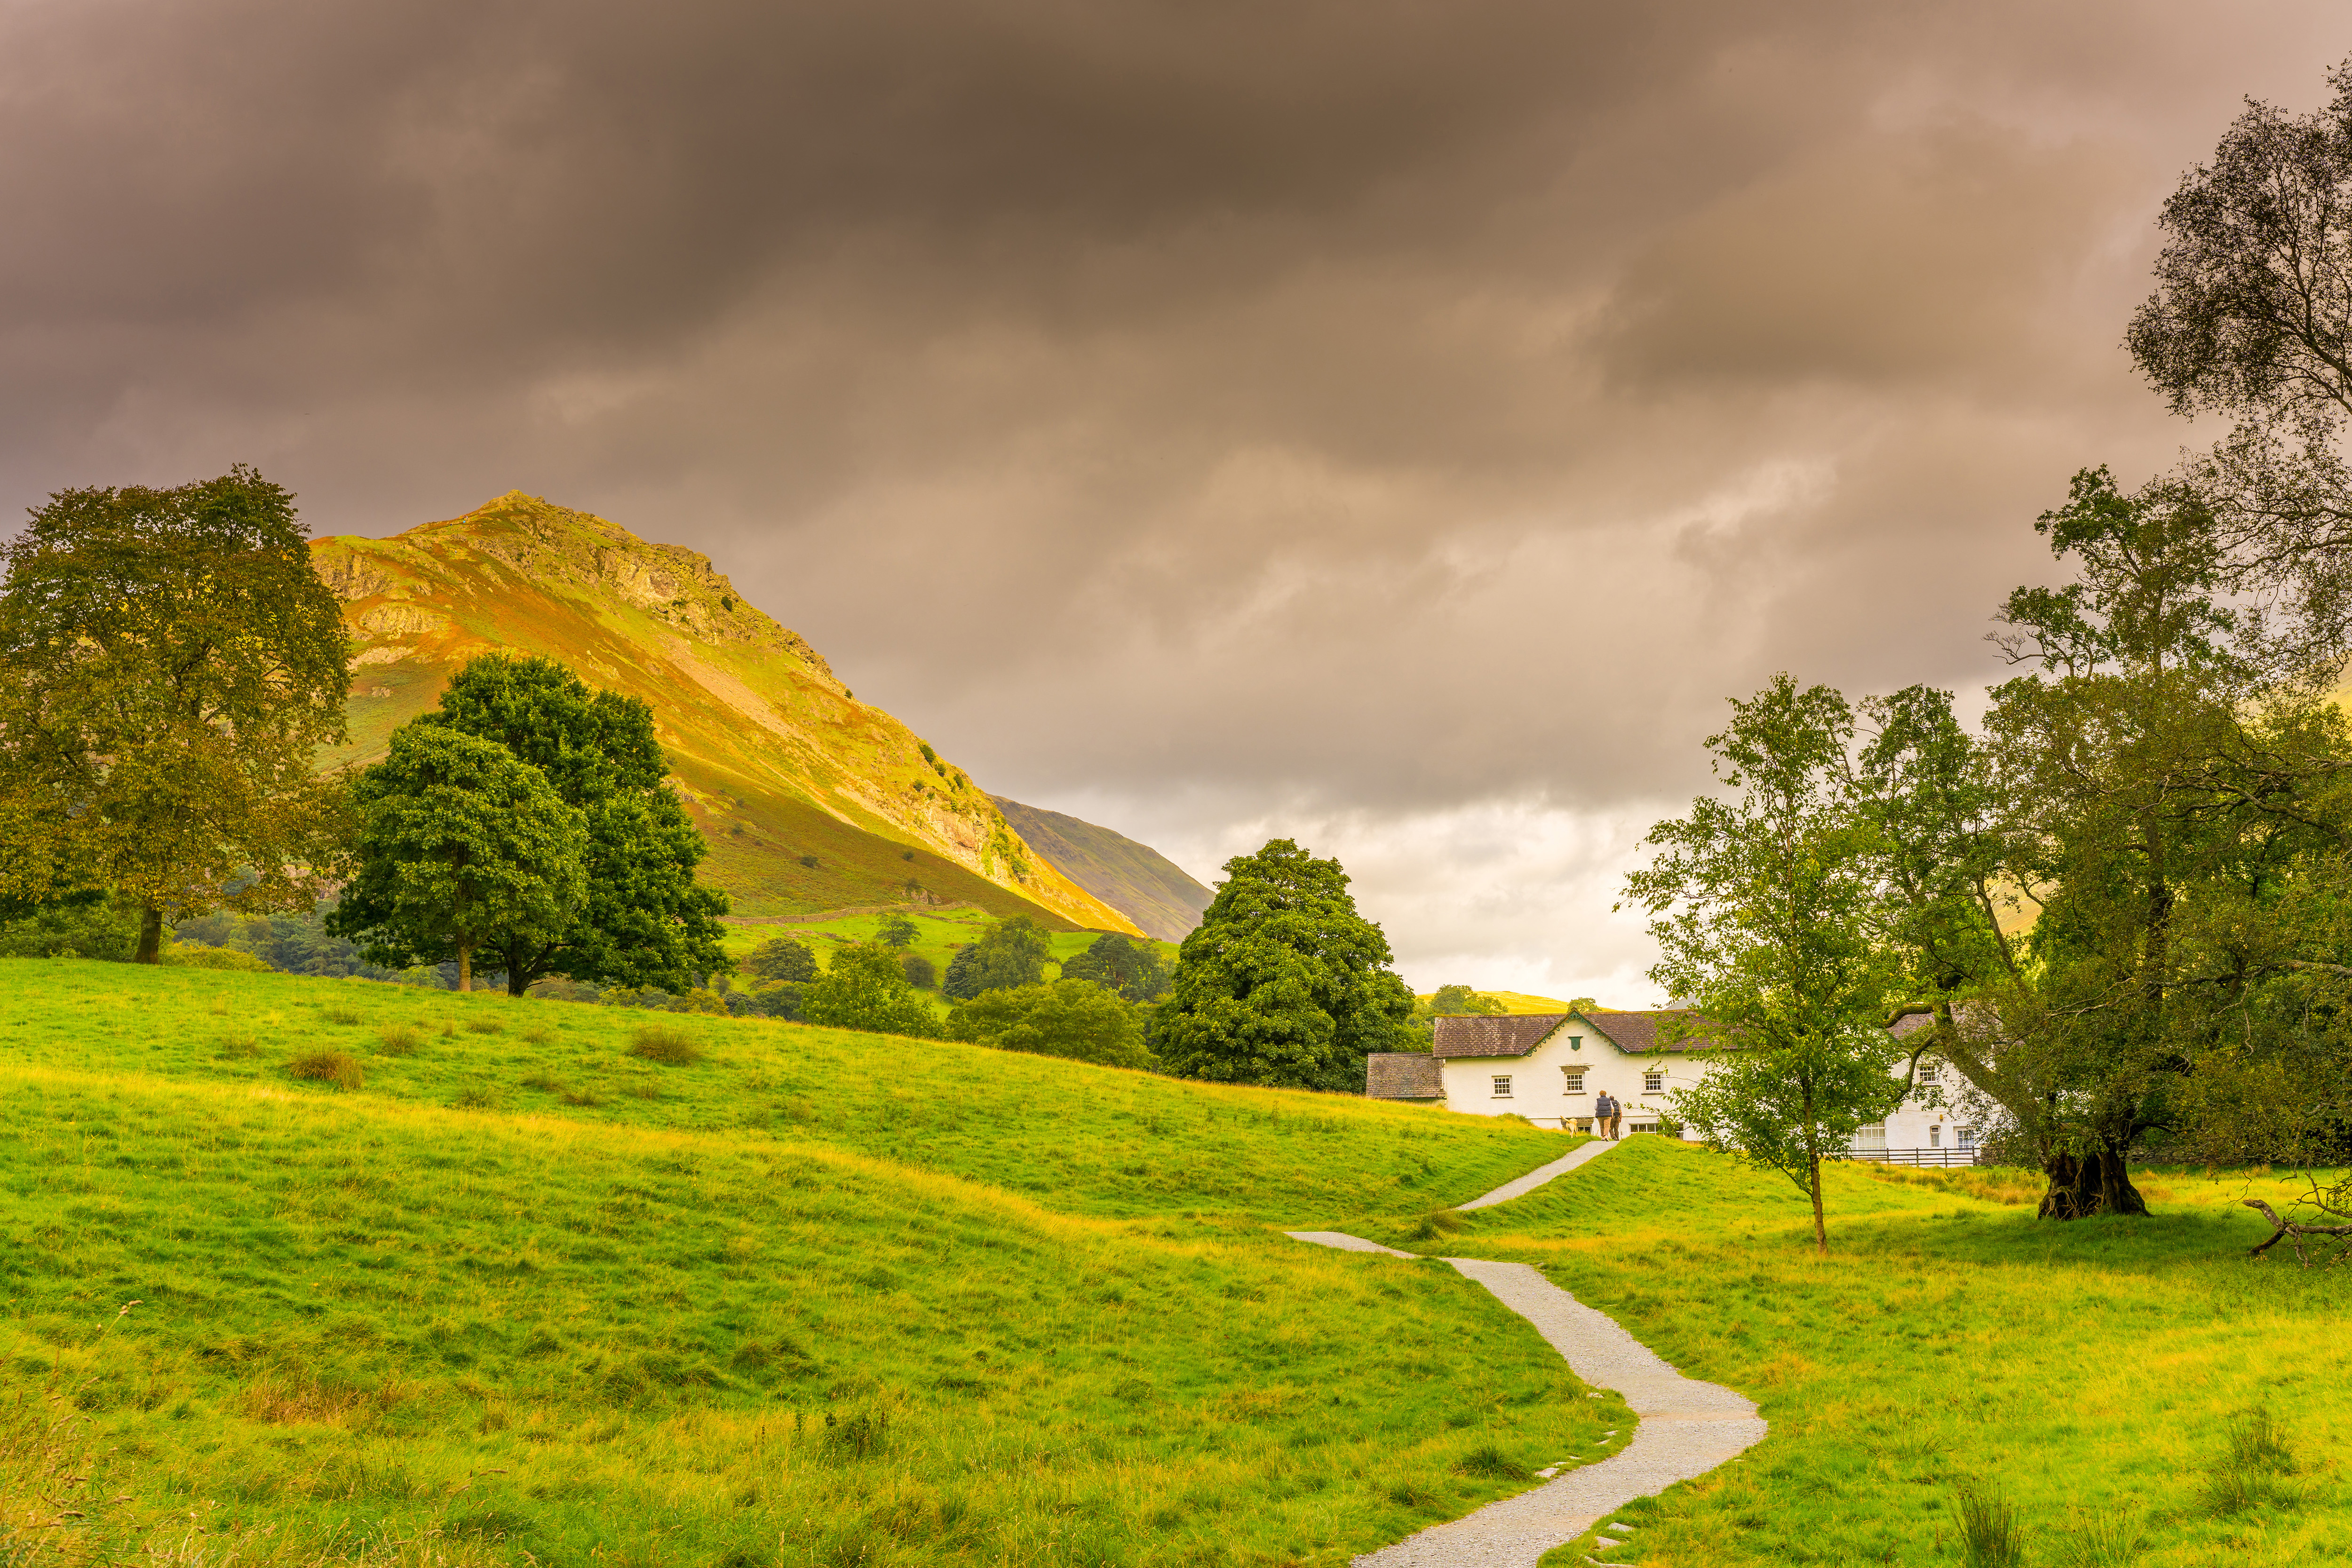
[6,962,2349,1568]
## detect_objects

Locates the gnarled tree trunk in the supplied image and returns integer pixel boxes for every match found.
[2038,1139,2148,1219]
[135,906,164,964]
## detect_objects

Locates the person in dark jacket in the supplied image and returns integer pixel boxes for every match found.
[1593,1090,1621,1140]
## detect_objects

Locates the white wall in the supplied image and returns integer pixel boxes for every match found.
[1434,1013,1712,1134]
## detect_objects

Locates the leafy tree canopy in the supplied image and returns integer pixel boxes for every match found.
[326,725,588,993]
[941,915,1052,999]
[0,467,350,958]
[416,655,728,995]
[1058,932,1169,1002]
[1153,839,1416,1092]
[874,914,919,950]
[745,936,818,985]
[899,951,938,990]
[802,942,940,1038]
[943,979,1153,1069]
[1421,984,1506,1017]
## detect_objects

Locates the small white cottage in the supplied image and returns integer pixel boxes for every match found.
[1367,1006,1983,1157]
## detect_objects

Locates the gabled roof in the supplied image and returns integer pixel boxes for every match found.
[1579,1009,1734,1055]
[1430,1014,1568,1059]
[1365,1053,1445,1099]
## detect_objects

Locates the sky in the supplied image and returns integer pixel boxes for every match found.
[4,1,2345,1001]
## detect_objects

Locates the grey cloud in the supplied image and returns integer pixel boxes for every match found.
[4,0,2349,974]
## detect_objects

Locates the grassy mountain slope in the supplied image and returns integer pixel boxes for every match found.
[0,960,1618,1566]
[989,797,1215,942]
[313,493,1139,933]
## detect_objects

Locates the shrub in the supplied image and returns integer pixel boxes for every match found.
[376,1024,425,1055]
[942,980,1149,1068]
[899,951,937,989]
[164,942,273,972]
[628,1025,704,1066]
[287,1050,363,1090]
[803,944,940,1039]
[744,938,818,985]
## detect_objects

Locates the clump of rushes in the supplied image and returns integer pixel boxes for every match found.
[321,1006,364,1026]
[2202,1408,2299,1516]
[376,1024,424,1056]
[1451,1445,1529,1481]
[1410,1209,1465,1243]
[627,1025,703,1066]
[1953,1481,2026,1568]
[287,1051,362,1090]
[465,1018,504,1035]
[216,1034,261,1060]
[520,1025,554,1045]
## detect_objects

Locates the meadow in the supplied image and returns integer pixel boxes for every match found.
[0,959,1617,1568]
[1336,1137,2352,1568]
[719,908,1182,1017]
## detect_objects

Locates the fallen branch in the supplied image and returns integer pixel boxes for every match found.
[2243,1197,2352,1265]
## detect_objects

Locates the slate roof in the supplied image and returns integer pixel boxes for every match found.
[1430,1014,1569,1058]
[1579,1009,1735,1054]
[1364,1053,1445,1099]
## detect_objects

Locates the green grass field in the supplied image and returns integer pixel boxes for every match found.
[12,958,2349,1568]
[0,959,1611,1567]
[1352,1136,2352,1568]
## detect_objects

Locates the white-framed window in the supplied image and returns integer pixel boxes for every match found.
[1563,1068,1586,1093]
[1930,1125,1942,1147]
[1492,1075,1513,1098]
[1643,1069,1665,1093]
[1919,1061,1942,1085]
[1958,1127,1977,1149]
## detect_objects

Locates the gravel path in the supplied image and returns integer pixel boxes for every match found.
[1458,1136,1623,1210]
[1285,1235,1766,1568]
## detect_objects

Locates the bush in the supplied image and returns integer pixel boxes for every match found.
[899,951,937,989]
[0,896,139,960]
[803,944,940,1039]
[942,979,1152,1069]
[627,1025,704,1065]
[940,916,1050,1000]
[288,1050,363,1090]
[163,942,273,972]
[743,937,818,985]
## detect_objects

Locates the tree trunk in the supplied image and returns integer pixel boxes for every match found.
[1807,1152,1828,1256]
[509,967,530,998]
[457,939,473,994]
[135,906,164,964]
[2038,1139,2149,1219]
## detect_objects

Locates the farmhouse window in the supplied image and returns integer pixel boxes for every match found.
[1492,1076,1512,1097]
[1930,1125,1942,1147]
[1643,1069,1665,1093]
[1919,1061,1941,1085]
[1958,1127,1977,1149]
[1562,1068,1586,1093]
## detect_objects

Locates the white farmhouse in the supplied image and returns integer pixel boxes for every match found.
[1367,1007,1981,1158]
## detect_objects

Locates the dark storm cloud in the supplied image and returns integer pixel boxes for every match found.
[4,0,2348,984]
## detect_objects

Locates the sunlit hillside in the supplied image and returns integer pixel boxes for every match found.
[313,493,1139,932]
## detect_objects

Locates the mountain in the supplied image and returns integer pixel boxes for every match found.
[988,797,1215,942]
[313,492,1141,934]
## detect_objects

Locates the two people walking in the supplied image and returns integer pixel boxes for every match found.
[1592,1090,1622,1140]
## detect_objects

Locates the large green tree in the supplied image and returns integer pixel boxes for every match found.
[941,915,1053,999]
[1154,839,1416,1092]
[0,467,351,959]
[1058,932,1169,1002]
[327,725,588,992]
[413,655,728,996]
[1625,676,1909,1255]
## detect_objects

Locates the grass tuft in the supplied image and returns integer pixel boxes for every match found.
[2060,1509,2146,1568]
[2201,1408,2300,1515]
[1953,1482,2026,1568]
[464,1018,504,1036]
[1451,1444,1530,1481]
[376,1024,425,1056]
[216,1034,262,1059]
[321,1005,365,1027]
[627,1025,704,1066]
[286,1050,362,1090]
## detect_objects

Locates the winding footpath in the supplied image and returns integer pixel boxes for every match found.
[1287,1140,1768,1567]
